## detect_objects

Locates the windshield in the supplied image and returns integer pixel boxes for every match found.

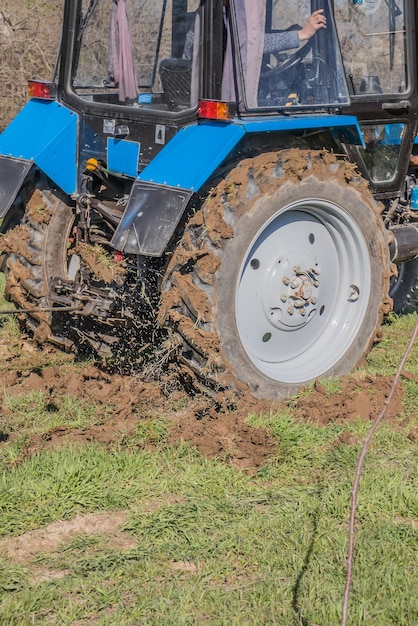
[74,0,200,111]
[227,0,350,110]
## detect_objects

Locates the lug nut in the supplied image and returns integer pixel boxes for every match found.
[308,266,320,275]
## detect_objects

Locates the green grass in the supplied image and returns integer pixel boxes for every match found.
[2,391,103,432]
[366,312,418,376]
[0,411,416,625]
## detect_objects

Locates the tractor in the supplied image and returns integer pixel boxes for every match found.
[0,0,417,399]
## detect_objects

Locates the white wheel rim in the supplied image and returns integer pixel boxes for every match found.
[235,199,372,383]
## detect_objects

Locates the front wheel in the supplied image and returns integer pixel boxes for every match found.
[159,150,392,399]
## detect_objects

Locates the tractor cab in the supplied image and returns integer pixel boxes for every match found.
[55,0,417,195]
[68,0,349,113]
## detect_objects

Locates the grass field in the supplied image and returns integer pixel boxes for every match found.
[0,279,417,624]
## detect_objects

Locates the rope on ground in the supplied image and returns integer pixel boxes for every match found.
[0,305,82,315]
[341,315,418,626]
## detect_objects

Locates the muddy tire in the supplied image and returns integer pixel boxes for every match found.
[0,182,72,344]
[0,181,132,357]
[390,258,418,313]
[159,149,393,400]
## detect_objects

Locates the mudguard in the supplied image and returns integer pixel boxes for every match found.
[0,98,363,257]
[0,99,78,217]
[112,115,364,256]
[111,181,193,256]
[0,156,32,216]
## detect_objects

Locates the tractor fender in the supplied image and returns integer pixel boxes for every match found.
[0,99,78,218]
[111,115,364,256]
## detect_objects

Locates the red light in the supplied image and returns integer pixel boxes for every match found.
[114,250,124,263]
[198,100,231,121]
[28,80,57,100]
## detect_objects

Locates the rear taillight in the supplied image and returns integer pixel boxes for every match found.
[198,100,232,121]
[28,80,57,100]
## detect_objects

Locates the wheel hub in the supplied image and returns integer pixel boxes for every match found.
[267,258,321,330]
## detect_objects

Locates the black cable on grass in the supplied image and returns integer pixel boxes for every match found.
[0,306,82,314]
[341,316,418,626]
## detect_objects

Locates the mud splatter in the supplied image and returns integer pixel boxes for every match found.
[74,243,126,284]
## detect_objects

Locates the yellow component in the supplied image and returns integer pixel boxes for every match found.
[285,93,298,107]
[86,158,99,171]
[215,101,231,120]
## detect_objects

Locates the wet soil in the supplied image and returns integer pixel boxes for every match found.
[0,335,413,472]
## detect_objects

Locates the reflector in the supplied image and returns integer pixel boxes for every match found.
[28,80,57,100]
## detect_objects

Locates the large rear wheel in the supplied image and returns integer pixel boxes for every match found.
[0,182,74,346]
[0,179,159,364]
[159,149,393,399]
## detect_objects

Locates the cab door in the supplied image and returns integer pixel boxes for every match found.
[335,0,418,195]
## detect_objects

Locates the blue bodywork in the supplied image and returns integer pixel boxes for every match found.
[0,100,78,200]
[0,97,364,254]
[112,115,364,255]
[138,115,363,190]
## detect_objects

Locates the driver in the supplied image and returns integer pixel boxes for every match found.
[184,6,326,59]
[222,2,327,107]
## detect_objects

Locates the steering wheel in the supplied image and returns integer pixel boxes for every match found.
[260,40,313,81]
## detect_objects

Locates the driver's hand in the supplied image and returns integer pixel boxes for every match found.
[298,10,326,42]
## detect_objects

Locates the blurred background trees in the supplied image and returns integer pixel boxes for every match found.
[0,1,63,130]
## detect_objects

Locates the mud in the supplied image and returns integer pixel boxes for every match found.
[73,242,126,284]
[0,336,414,473]
[26,188,53,224]
[284,375,406,426]
[0,225,31,260]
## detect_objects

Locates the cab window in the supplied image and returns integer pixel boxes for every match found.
[334,0,407,95]
[229,0,350,110]
[74,0,200,111]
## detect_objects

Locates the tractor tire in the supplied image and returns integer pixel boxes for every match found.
[390,258,418,314]
[0,183,71,346]
[0,181,128,357]
[159,149,393,400]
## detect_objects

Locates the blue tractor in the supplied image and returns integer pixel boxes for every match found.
[0,0,417,399]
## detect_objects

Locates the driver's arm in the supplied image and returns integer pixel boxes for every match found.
[264,9,326,54]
